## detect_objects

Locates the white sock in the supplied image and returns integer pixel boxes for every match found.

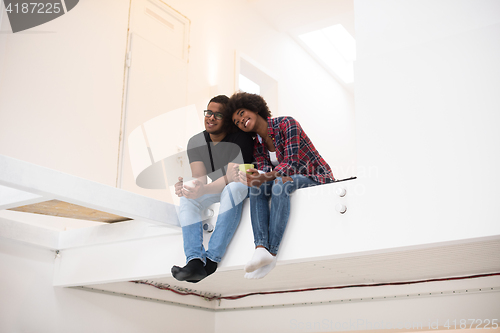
[244,257,277,279]
[244,247,275,273]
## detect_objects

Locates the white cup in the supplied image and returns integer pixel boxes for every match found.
[183,179,197,189]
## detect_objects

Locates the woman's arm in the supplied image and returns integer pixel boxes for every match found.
[274,117,301,177]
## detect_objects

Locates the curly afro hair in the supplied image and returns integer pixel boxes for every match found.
[228,92,272,121]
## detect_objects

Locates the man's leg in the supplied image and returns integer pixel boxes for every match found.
[172,193,220,282]
[205,182,249,275]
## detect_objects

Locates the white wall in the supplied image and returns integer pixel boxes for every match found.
[0,0,356,189]
[2,0,499,331]
[0,0,129,186]
[2,237,498,333]
[0,1,355,330]
[210,1,500,329]
[0,239,214,333]
[349,0,500,250]
[3,227,500,333]
[214,292,500,333]
[150,0,356,181]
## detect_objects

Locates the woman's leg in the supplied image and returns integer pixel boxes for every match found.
[244,256,277,279]
[244,176,321,278]
[268,175,319,255]
[245,181,275,273]
[249,181,272,250]
[245,176,319,279]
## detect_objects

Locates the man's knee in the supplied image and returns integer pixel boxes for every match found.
[227,181,248,195]
[179,196,191,208]
[179,196,202,213]
[222,182,248,206]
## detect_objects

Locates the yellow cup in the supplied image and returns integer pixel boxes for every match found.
[239,164,255,173]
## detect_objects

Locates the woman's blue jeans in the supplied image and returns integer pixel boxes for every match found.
[249,175,320,255]
[179,181,249,264]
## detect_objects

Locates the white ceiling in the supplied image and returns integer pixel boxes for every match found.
[248,0,355,36]
[86,236,500,309]
[151,237,500,296]
[247,0,356,92]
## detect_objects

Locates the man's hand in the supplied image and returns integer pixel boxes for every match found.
[234,165,251,186]
[227,164,239,183]
[182,179,205,199]
[235,168,249,186]
[174,177,184,197]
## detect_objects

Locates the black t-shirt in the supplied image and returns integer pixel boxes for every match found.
[187,131,254,182]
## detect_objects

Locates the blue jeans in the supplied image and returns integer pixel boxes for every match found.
[249,175,320,255]
[179,181,249,264]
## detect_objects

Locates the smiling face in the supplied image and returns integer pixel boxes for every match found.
[232,108,257,132]
[205,102,225,135]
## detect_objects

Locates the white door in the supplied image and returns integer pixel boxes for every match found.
[119,0,193,204]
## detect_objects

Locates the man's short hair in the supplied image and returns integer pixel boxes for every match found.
[209,95,230,106]
[208,95,237,134]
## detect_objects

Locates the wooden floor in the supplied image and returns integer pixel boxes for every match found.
[9,200,132,223]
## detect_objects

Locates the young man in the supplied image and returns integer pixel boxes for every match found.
[171,95,254,283]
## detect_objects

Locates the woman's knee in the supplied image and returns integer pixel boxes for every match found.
[250,182,271,199]
[272,178,294,196]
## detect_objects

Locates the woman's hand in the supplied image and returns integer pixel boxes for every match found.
[277,176,293,184]
[236,168,290,187]
[174,177,184,197]
[244,168,269,188]
[182,179,205,199]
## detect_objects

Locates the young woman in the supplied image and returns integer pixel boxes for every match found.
[229,92,335,279]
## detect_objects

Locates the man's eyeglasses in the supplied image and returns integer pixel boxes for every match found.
[204,110,224,120]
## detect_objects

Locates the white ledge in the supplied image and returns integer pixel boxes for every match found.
[0,154,179,227]
[0,217,59,250]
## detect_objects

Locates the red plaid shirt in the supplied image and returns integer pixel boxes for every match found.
[253,116,334,184]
